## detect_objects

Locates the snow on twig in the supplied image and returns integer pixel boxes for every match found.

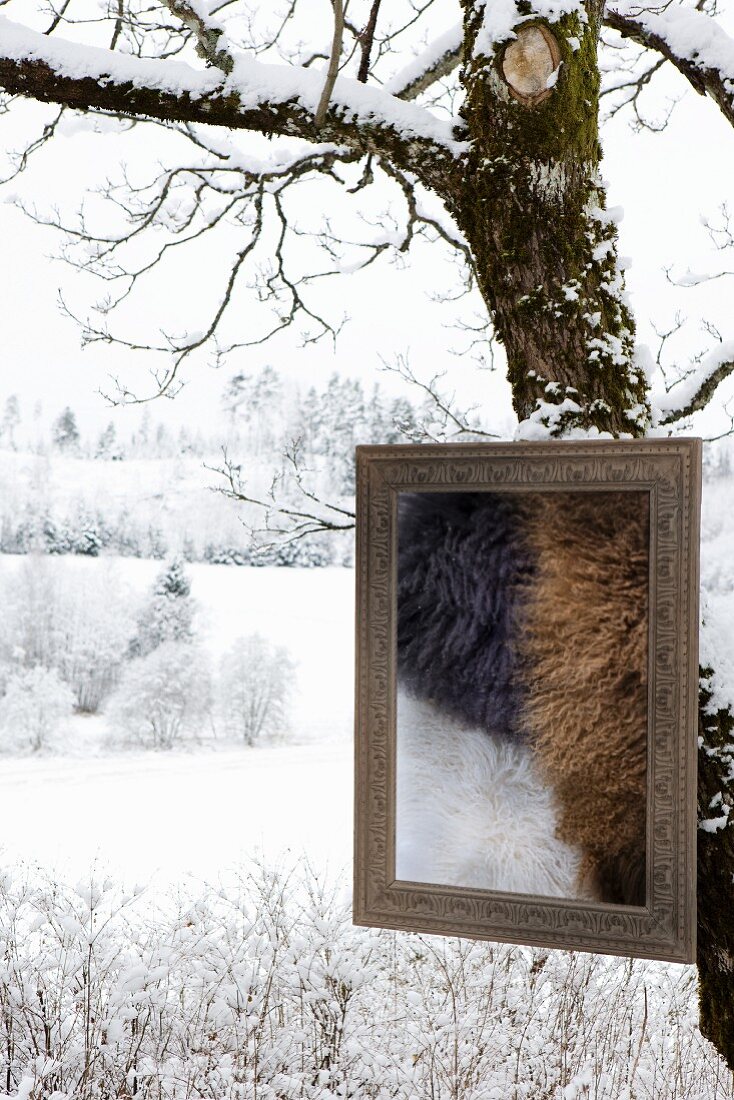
[610,3,734,85]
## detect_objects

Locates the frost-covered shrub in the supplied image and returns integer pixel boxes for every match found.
[203,543,253,566]
[128,558,195,658]
[0,863,730,1100]
[258,533,336,567]
[202,534,337,567]
[107,641,212,749]
[218,634,295,745]
[54,568,137,713]
[0,557,138,713]
[0,666,74,752]
[0,555,66,674]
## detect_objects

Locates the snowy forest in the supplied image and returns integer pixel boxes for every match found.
[0,369,427,564]
[2,0,734,1094]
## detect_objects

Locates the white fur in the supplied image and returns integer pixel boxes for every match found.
[395,688,591,899]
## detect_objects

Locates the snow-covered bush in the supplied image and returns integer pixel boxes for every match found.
[202,531,339,567]
[106,641,212,749]
[128,558,195,658]
[55,567,137,712]
[218,633,295,745]
[0,666,74,752]
[0,557,138,713]
[0,555,59,671]
[0,862,729,1100]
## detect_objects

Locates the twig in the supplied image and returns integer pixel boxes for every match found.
[357,0,382,83]
[315,0,344,129]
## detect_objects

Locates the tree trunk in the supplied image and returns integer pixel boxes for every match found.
[451,1,649,437]
[452,0,734,1069]
[698,674,734,1068]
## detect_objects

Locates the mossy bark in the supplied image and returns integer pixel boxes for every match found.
[448,1,649,435]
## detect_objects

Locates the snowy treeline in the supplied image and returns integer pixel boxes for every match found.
[0,557,294,753]
[0,862,729,1100]
[0,369,427,565]
[223,366,424,494]
[0,496,339,567]
[0,370,422,466]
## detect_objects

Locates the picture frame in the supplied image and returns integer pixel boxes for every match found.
[353,438,702,962]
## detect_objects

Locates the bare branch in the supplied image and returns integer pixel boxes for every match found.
[600,53,673,132]
[357,0,382,83]
[703,399,734,443]
[0,104,66,183]
[380,354,500,442]
[315,0,344,128]
[44,0,74,37]
[207,444,356,548]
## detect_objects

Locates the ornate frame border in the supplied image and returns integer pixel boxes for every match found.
[353,439,701,962]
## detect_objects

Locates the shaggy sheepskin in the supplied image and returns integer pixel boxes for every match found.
[395,488,649,907]
[397,491,533,741]
[519,491,650,906]
[395,688,595,900]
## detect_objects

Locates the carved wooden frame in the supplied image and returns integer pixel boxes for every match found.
[353,438,701,962]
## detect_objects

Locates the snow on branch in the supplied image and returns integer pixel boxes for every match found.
[653,340,734,425]
[0,15,464,192]
[605,4,734,131]
[384,23,462,101]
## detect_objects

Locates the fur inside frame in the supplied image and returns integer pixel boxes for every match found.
[395,688,597,901]
[394,489,649,907]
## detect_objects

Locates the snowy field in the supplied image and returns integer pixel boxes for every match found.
[0,561,355,885]
[0,468,733,893]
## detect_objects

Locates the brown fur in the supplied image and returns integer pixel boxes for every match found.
[517,491,649,906]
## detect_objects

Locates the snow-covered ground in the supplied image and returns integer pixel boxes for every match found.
[0,561,355,884]
[0,742,352,886]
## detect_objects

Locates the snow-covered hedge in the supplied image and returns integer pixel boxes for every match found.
[0,863,729,1100]
[0,508,345,567]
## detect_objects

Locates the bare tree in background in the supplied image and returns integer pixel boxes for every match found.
[1,0,734,1067]
[219,633,295,745]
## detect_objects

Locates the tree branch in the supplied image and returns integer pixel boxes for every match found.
[380,354,499,442]
[385,23,462,101]
[162,0,234,74]
[604,5,734,132]
[654,341,734,424]
[0,15,461,193]
[208,445,356,547]
[357,0,382,84]
[315,0,343,128]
